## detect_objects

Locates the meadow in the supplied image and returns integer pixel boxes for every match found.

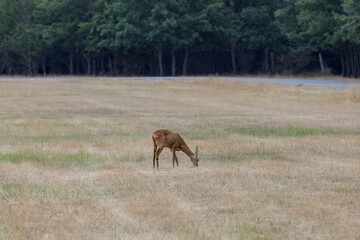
[0,78,359,239]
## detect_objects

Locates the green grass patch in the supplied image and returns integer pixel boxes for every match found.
[0,151,105,169]
[0,152,42,164]
[182,129,224,140]
[208,146,291,163]
[1,183,25,198]
[11,128,146,145]
[20,131,117,143]
[230,127,333,137]
[1,182,118,199]
[224,221,259,239]
[244,147,290,162]
[0,115,21,121]
[184,127,355,140]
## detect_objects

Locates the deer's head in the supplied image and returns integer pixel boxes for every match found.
[191,146,199,167]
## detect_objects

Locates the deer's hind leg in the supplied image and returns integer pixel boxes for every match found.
[153,139,157,169]
[171,148,175,167]
[172,146,179,167]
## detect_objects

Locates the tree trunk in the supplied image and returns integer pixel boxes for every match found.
[123,58,128,76]
[358,49,360,78]
[149,56,154,76]
[76,56,80,75]
[319,53,325,74]
[85,54,91,75]
[100,56,105,75]
[0,63,5,74]
[109,54,113,76]
[172,49,176,76]
[69,52,74,75]
[340,49,345,77]
[27,47,32,76]
[183,48,189,76]
[270,52,275,74]
[42,56,46,76]
[346,49,352,77]
[92,55,96,76]
[354,48,359,78]
[158,42,163,76]
[350,49,355,78]
[231,43,237,74]
[264,46,269,73]
[7,66,13,75]
[114,53,118,76]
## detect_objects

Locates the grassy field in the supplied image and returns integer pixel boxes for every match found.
[0,78,359,240]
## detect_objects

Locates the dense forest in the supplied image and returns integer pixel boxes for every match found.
[0,0,359,77]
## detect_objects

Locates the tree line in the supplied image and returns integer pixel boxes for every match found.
[0,0,359,77]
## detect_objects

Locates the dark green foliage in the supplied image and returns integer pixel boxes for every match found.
[0,0,359,77]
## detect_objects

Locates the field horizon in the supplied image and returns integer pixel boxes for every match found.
[0,78,359,239]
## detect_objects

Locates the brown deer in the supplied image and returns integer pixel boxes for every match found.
[152,129,199,169]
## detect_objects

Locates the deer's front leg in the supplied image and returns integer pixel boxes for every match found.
[153,144,157,169]
[155,146,163,169]
[172,147,175,167]
[172,154,175,167]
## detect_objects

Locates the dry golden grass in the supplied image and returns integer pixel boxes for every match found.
[0,78,360,239]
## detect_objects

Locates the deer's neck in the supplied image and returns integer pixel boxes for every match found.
[180,144,195,159]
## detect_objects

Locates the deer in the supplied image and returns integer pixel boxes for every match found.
[152,129,199,169]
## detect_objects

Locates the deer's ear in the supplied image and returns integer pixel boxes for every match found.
[195,146,198,157]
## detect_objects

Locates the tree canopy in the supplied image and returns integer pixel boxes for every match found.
[0,0,359,77]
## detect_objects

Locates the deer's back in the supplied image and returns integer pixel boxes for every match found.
[152,129,180,148]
